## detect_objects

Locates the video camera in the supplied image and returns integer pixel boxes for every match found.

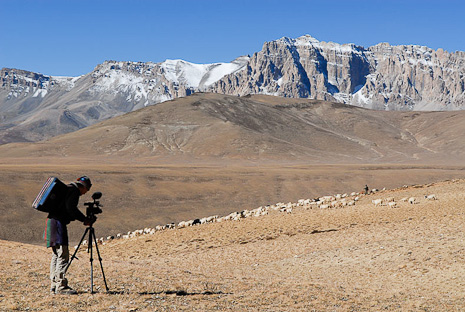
[84,192,103,218]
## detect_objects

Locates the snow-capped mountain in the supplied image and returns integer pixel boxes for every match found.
[1,35,464,144]
[0,57,249,143]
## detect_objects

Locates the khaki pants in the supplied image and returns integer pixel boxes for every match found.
[50,244,69,291]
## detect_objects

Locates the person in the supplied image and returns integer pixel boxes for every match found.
[364,184,369,195]
[44,176,94,295]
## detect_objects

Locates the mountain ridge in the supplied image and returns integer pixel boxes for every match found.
[1,35,464,144]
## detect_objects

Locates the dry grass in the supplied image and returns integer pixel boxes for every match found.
[2,178,465,311]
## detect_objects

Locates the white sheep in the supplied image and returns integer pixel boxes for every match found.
[425,194,437,200]
[206,215,218,222]
[372,199,383,207]
[408,197,416,204]
[177,221,188,228]
[388,202,397,208]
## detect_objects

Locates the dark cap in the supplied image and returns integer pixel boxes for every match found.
[76,176,92,190]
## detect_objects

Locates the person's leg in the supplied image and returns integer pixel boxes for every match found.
[54,244,70,291]
[50,247,58,293]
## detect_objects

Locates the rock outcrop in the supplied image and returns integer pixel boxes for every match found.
[209,35,465,111]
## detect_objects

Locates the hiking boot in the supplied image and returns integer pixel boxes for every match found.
[55,286,78,295]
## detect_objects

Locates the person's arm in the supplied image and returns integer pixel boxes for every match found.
[65,187,87,222]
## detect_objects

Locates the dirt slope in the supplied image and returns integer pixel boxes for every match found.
[3,93,465,164]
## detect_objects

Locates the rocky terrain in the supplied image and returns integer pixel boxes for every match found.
[1,35,464,144]
[2,178,465,311]
[211,36,465,111]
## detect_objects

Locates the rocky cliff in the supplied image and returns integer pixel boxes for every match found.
[209,35,465,111]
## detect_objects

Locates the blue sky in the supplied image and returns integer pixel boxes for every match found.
[1,0,464,76]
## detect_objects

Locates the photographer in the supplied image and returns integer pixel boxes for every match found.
[44,176,95,295]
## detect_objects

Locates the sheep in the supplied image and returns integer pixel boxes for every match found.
[251,207,268,217]
[425,194,437,200]
[319,204,329,209]
[408,197,417,204]
[303,199,312,206]
[400,197,409,202]
[320,196,335,203]
[205,215,218,222]
[372,199,383,207]
[215,216,226,223]
[388,202,397,208]
[308,202,318,208]
[384,197,395,203]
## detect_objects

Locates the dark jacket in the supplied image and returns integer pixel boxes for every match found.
[48,183,86,224]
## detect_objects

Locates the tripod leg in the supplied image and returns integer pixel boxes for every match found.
[89,227,94,294]
[91,228,110,292]
[64,227,90,274]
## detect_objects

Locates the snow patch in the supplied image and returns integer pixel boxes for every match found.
[160,57,248,88]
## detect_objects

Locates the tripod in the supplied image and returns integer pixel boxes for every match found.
[65,222,109,294]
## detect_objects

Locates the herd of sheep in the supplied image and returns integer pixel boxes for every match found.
[76,187,438,249]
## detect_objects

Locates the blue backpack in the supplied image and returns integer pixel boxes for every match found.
[32,177,68,213]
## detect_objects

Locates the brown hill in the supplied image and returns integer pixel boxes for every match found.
[2,93,465,164]
[2,179,465,311]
